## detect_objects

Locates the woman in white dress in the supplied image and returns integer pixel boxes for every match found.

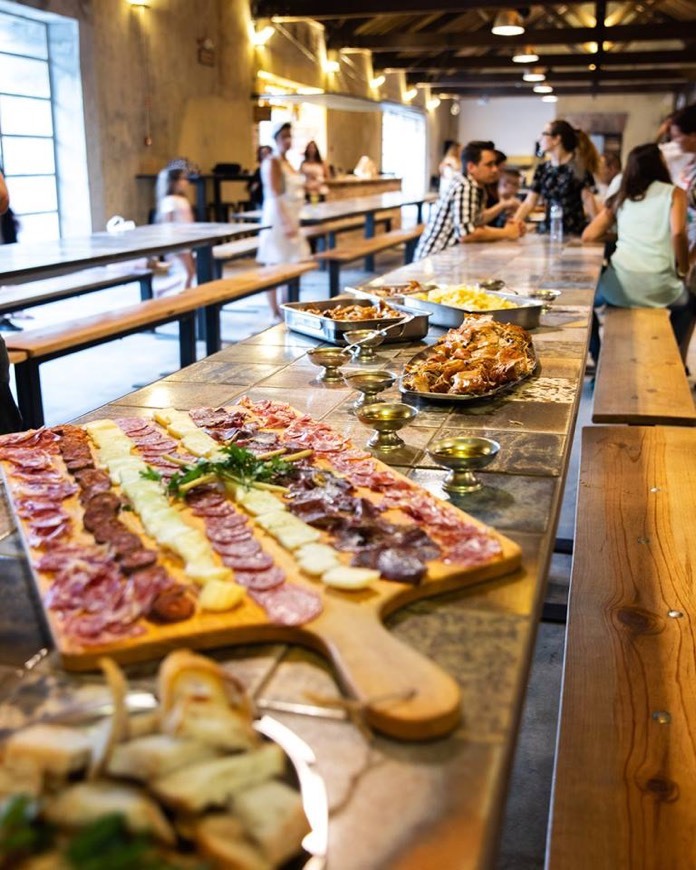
[157,168,195,290]
[257,122,311,320]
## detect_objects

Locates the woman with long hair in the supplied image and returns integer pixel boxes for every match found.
[514,119,597,234]
[257,122,311,320]
[300,140,330,203]
[156,168,196,290]
[582,142,690,361]
[438,140,462,199]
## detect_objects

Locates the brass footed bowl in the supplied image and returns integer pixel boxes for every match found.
[428,436,500,493]
[307,347,353,383]
[357,402,418,451]
[344,329,384,360]
[346,370,396,409]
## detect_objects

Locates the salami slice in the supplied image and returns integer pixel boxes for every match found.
[234,566,285,590]
[211,539,260,557]
[221,552,275,572]
[250,583,322,626]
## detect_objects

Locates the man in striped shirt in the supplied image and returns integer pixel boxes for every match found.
[415,141,525,260]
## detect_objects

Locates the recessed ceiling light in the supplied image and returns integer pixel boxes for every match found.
[533,84,554,94]
[491,10,525,36]
[541,94,558,103]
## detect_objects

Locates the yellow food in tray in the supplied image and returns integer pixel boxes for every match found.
[413,285,518,311]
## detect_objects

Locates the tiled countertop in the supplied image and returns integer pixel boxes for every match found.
[0,236,605,870]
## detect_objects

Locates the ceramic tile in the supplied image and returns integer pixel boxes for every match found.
[110,382,243,409]
[163,361,283,385]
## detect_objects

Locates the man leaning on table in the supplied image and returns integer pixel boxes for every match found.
[415,140,525,260]
[0,169,24,434]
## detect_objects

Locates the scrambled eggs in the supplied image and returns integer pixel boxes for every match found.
[414,284,518,311]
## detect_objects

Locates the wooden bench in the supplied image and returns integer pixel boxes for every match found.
[211,238,259,279]
[314,224,424,297]
[5,262,316,428]
[0,266,154,318]
[593,307,696,426]
[547,424,696,867]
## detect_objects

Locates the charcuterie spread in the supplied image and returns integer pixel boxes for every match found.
[0,651,314,868]
[402,315,537,396]
[0,397,520,673]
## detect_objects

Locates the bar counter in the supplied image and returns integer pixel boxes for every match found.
[0,236,605,869]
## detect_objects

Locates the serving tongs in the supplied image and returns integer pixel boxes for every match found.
[343,313,416,354]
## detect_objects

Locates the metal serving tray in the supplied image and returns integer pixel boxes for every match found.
[398,346,538,404]
[401,291,543,330]
[281,298,430,345]
[344,283,427,305]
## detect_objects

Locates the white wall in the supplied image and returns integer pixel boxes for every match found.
[554,92,675,162]
[458,97,554,167]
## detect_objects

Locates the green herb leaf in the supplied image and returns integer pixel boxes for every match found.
[140,467,163,482]
[163,445,292,498]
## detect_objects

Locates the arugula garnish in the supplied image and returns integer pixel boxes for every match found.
[150,444,294,499]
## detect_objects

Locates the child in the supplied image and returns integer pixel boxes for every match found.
[157,168,195,290]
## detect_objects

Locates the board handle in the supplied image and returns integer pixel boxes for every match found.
[311,602,461,741]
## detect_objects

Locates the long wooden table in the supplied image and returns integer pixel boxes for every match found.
[0,236,605,869]
[230,190,438,233]
[0,222,263,287]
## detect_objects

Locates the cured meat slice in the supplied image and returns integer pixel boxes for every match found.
[221,552,274,572]
[148,588,195,622]
[120,549,158,574]
[250,583,322,626]
[17,481,77,499]
[234,566,285,590]
[210,539,261,558]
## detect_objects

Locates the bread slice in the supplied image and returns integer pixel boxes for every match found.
[44,781,175,844]
[233,779,309,866]
[194,814,270,870]
[107,733,219,781]
[3,724,92,776]
[151,743,284,813]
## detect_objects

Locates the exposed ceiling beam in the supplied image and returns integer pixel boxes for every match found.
[411,69,691,85]
[328,22,696,50]
[256,0,534,18]
[435,82,681,96]
[375,50,696,72]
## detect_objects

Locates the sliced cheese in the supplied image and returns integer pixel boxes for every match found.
[181,431,221,458]
[322,566,380,590]
[273,523,321,551]
[233,487,285,517]
[295,543,341,577]
[199,579,246,611]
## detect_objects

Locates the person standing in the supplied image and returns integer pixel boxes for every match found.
[415,141,524,260]
[514,120,597,235]
[156,168,196,291]
[301,141,330,203]
[247,145,272,209]
[256,122,311,320]
[0,169,24,433]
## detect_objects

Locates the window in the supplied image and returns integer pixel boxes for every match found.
[381,110,427,198]
[0,2,90,242]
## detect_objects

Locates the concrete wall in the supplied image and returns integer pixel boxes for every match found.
[458,97,554,167]
[555,92,676,161]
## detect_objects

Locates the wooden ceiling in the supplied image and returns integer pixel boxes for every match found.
[252,1,696,98]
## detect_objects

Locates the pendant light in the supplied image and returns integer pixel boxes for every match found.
[512,46,539,63]
[491,10,525,36]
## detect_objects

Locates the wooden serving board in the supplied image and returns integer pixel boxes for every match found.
[1,405,521,740]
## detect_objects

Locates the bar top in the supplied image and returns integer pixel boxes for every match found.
[0,236,604,869]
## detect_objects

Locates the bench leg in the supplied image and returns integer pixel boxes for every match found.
[404,239,417,264]
[287,278,301,304]
[14,360,45,429]
[213,260,224,280]
[179,314,197,367]
[364,213,376,271]
[139,274,154,301]
[329,262,341,298]
[204,305,222,356]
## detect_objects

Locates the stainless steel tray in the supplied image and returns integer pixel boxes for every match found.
[398,346,537,404]
[344,282,427,305]
[401,291,542,329]
[281,298,430,345]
